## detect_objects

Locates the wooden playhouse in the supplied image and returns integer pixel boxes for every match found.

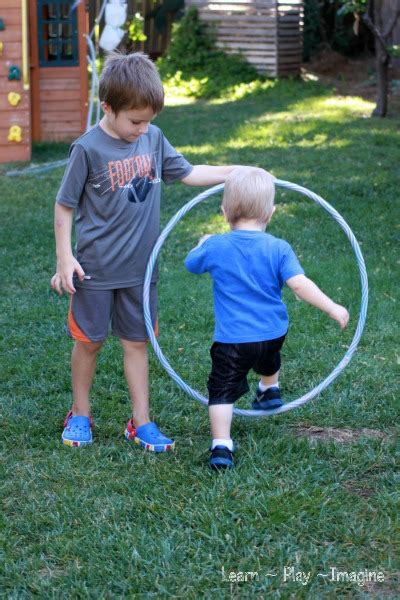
[0,0,88,163]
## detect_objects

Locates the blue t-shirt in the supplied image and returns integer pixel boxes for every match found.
[184,230,304,343]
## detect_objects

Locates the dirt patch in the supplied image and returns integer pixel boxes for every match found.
[38,566,66,579]
[291,424,389,443]
[301,48,400,115]
[342,480,375,498]
[363,578,400,598]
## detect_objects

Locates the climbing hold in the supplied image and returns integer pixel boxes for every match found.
[8,125,22,143]
[0,41,3,55]
[8,65,21,81]
[8,92,21,107]
[0,18,5,31]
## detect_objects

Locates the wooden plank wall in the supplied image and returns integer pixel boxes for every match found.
[29,0,88,143]
[0,0,31,162]
[186,0,279,75]
[277,0,303,76]
[185,0,303,77]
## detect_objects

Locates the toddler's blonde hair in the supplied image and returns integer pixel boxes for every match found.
[222,167,275,225]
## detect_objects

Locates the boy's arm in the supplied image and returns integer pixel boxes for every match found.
[51,203,85,295]
[286,274,349,329]
[181,165,241,186]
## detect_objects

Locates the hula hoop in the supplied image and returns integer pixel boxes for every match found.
[143,180,368,417]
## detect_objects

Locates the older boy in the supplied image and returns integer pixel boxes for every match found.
[52,52,243,450]
[184,167,349,469]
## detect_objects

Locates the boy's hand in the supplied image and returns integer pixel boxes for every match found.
[51,257,85,295]
[328,304,349,330]
[198,234,213,246]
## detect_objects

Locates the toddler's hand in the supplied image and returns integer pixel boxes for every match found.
[328,304,349,330]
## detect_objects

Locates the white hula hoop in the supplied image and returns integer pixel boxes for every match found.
[143,180,368,417]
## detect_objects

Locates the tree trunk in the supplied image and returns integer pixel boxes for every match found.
[372,43,389,117]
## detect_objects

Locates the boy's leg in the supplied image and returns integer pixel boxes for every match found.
[67,287,113,416]
[113,285,173,451]
[120,339,150,427]
[63,288,112,446]
[71,340,103,416]
[121,338,174,451]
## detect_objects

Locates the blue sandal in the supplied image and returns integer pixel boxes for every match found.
[125,419,175,452]
[62,412,93,447]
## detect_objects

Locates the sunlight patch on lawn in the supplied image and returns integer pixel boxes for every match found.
[289,95,375,119]
[165,95,197,107]
[225,126,330,150]
[175,143,217,156]
[208,79,277,104]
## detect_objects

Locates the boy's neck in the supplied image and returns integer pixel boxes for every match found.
[230,219,266,232]
[99,115,121,139]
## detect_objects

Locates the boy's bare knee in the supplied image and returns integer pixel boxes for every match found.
[75,340,103,354]
[120,338,147,353]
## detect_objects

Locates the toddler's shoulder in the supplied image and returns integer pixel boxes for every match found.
[265,232,291,249]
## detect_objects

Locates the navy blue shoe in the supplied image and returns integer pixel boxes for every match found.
[252,386,283,410]
[209,445,234,470]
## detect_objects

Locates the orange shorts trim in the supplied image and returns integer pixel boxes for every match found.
[68,300,92,343]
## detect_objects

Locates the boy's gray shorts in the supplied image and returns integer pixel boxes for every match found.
[67,283,158,343]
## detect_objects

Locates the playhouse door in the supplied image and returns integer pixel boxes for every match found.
[29,0,88,143]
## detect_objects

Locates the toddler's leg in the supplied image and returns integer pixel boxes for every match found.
[209,403,234,442]
[208,403,235,469]
[253,369,282,410]
[253,336,285,410]
[260,370,279,390]
[71,340,103,416]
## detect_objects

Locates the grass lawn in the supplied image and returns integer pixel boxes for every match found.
[0,79,398,599]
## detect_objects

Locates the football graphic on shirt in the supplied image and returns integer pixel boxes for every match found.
[127,169,156,203]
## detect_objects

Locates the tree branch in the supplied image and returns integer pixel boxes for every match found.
[361,12,389,58]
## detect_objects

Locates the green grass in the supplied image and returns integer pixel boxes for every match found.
[0,79,399,599]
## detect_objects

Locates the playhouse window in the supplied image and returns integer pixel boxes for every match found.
[37,0,79,67]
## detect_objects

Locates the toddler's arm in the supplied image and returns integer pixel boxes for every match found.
[188,234,213,252]
[286,274,349,329]
[51,203,85,295]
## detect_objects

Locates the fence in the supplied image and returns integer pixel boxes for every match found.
[88,0,177,58]
[185,0,304,76]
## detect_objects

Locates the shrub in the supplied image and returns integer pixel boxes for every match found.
[157,8,262,98]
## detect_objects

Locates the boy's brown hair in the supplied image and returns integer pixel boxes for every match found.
[99,51,164,114]
[222,167,275,225]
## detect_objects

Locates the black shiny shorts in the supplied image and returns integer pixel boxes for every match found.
[207,335,286,405]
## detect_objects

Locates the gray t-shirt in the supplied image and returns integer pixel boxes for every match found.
[56,124,193,289]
